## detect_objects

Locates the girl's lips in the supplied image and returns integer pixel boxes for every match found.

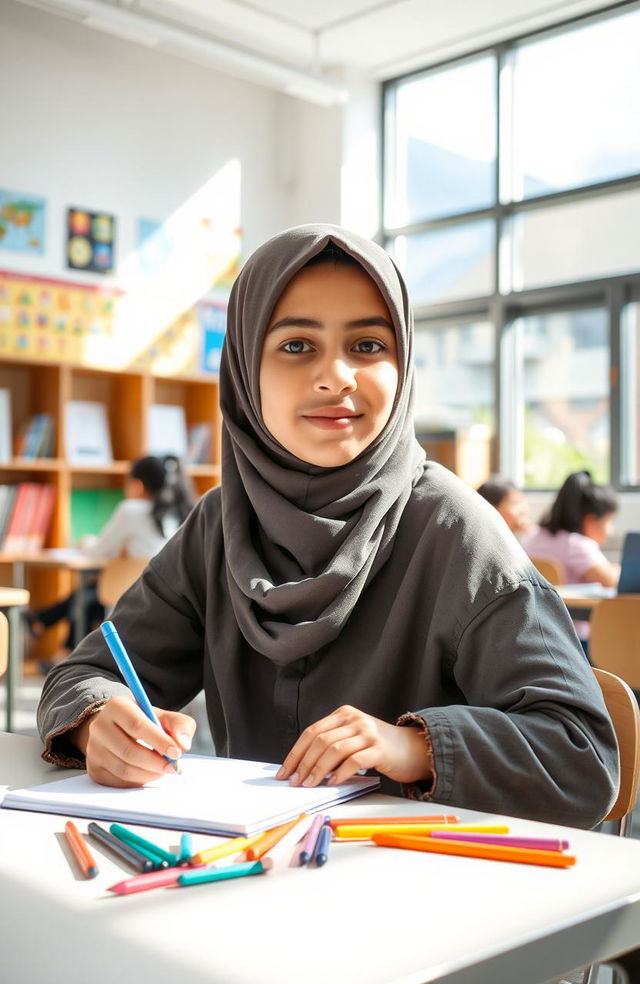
[302,412,363,430]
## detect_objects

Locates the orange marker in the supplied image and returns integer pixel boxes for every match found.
[245,815,307,861]
[328,815,459,829]
[371,832,576,868]
[64,820,99,878]
[333,823,509,840]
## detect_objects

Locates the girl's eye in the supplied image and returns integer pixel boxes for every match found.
[281,339,312,354]
[353,339,385,354]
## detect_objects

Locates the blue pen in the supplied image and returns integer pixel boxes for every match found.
[100,620,181,774]
[314,818,332,867]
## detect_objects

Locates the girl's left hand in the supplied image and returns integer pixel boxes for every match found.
[276,704,434,788]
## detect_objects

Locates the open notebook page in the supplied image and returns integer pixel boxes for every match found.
[1,755,380,835]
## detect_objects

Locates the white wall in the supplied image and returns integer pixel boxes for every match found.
[0,0,292,281]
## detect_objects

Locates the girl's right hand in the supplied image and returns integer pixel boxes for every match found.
[71,695,196,788]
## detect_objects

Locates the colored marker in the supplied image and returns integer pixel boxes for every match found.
[430,832,570,851]
[328,815,459,828]
[245,815,307,861]
[110,823,177,867]
[189,833,265,866]
[108,868,187,895]
[178,860,265,886]
[371,832,576,868]
[260,816,314,872]
[179,833,193,864]
[101,620,181,774]
[333,823,510,840]
[88,821,154,872]
[299,812,325,865]
[64,820,99,878]
[314,819,332,867]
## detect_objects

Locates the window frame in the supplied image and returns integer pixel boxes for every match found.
[381,0,640,491]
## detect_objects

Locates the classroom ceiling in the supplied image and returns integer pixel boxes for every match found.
[16,0,614,98]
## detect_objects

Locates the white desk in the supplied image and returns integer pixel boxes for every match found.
[1,733,640,984]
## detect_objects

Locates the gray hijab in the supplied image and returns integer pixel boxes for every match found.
[219,224,425,666]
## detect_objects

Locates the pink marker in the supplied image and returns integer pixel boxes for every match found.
[299,813,325,865]
[430,832,570,852]
[107,862,208,895]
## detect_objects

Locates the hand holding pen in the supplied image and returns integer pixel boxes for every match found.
[69,621,196,789]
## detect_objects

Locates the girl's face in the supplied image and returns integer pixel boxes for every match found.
[260,263,399,467]
[583,511,615,545]
[497,489,530,534]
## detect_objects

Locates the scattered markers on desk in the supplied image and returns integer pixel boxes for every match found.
[314,818,332,867]
[88,822,155,872]
[299,812,325,865]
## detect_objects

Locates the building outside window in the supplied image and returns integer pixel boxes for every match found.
[383,1,640,489]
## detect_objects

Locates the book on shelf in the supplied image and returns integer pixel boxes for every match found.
[15,413,55,458]
[1,482,56,552]
[0,485,18,546]
[148,404,188,458]
[187,422,212,464]
[65,401,112,466]
[0,389,11,463]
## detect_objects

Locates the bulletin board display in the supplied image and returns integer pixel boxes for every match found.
[0,269,218,375]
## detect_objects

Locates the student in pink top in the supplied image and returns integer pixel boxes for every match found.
[522,471,620,587]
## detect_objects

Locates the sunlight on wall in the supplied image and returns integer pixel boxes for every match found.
[81,158,241,372]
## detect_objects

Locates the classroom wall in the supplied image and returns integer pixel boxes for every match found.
[0,1,297,279]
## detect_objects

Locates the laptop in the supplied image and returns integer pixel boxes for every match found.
[617,531,640,594]
[559,531,640,598]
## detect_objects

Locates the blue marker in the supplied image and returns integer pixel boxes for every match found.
[100,620,181,774]
[314,819,332,867]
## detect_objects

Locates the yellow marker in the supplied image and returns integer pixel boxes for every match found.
[333,823,510,840]
[189,832,265,865]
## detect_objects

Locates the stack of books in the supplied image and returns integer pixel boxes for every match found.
[14,413,55,459]
[0,482,56,553]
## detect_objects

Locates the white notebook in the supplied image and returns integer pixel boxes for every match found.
[1,755,379,836]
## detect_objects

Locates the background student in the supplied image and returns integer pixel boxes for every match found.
[26,455,195,669]
[37,225,617,829]
[521,470,620,587]
[476,475,532,537]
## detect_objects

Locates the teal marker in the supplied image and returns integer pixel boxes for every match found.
[100,620,181,773]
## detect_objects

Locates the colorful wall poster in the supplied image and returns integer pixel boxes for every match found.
[199,300,227,374]
[0,269,117,363]
[0,189,46,255]
[66,207,116,274]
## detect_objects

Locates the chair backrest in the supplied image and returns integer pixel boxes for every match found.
[531,556,564,585]
[590,595,640,690]
[0,611,7,677]
[592,666,640,835]
[96,557,148,609]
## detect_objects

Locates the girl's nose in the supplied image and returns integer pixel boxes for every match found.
[314,356,357,394]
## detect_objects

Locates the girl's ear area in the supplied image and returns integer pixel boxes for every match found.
[126,477,146,499]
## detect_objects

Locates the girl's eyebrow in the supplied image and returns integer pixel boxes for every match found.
[268,316,394,332]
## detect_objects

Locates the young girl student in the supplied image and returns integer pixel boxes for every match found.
[522,470,620,588]
[27,455,194,668]
[38,225,618,828]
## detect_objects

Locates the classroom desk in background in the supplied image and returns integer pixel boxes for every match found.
[557,585,610,621]
[0,586,30,732]
[0,550,106,731]
[1,733,640,984]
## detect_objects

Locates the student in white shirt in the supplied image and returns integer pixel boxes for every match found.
[25,455,194,669]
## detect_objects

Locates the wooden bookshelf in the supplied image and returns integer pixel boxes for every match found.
[0,355,221,660]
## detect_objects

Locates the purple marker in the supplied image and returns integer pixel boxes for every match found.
[299,813,325,865]
[430,832,570,852]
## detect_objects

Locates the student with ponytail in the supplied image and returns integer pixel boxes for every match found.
[26,455,195,668]
[522,470,620,588]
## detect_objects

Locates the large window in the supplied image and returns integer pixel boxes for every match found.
[383,2,640,488]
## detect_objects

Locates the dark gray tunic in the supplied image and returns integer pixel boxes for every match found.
[37,462,618,828]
